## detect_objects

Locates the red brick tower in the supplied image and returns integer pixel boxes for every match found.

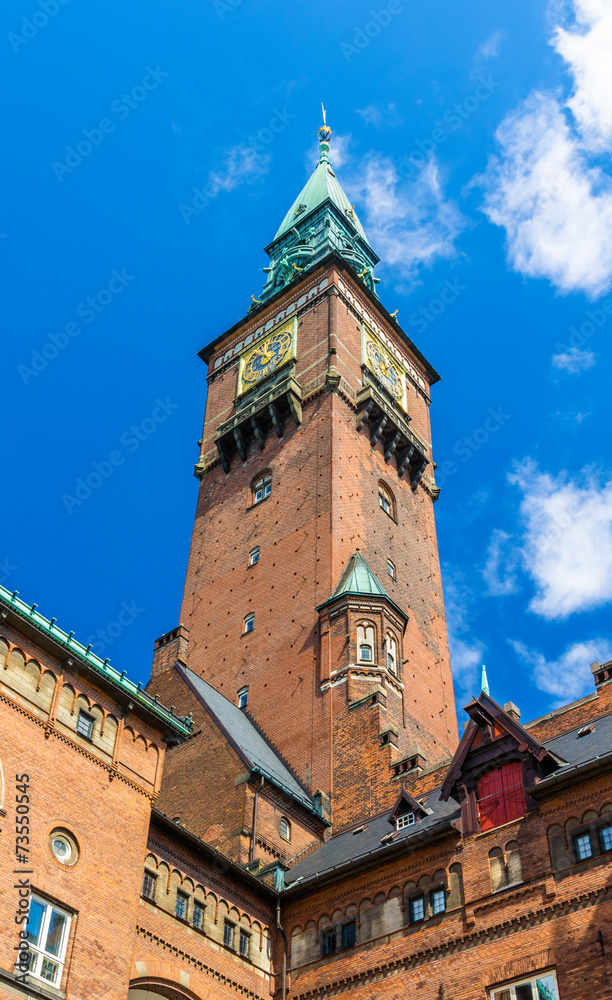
[158,123,458,826]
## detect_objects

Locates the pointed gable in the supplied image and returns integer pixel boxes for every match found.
[316,550,407,621]
[440,692,564,835]
[388,789,428,827]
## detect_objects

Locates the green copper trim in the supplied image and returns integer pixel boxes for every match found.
[273,138,368,243]
[316,551,407,621]
[0,584,192,736]
[481,664,490,697]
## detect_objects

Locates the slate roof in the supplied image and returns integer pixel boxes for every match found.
[285,710,612,886]
[541,711,612,780]
[180,665,319,817]
[285,789,460,887]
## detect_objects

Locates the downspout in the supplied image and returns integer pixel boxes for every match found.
[276,897,287,1000]
[250,774,264,862]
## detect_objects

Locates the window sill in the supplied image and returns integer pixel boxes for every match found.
[246,496,270,512]
[492,880,523,894]
[475,816,524,838]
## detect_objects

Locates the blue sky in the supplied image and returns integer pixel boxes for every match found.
[3,0,612,725]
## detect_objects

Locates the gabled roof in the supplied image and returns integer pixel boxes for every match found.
[273,140,368,243]
[387,789,428,826]
[316,551,408,620]
[440,692,564,801]
[178,665,323,820]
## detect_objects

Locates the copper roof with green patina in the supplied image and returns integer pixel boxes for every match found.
[0,584,192,736]
[273,140,368,243]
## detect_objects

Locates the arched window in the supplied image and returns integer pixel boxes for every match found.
[357,623,376,664]
[243,614,254,635]
[387,558,396,580]
[249,546,260,566]
[489,841,522,892]
[477,761,526,831]
[378,482,396,519]
[280,817,291,842]
[238,686,248,709]
[253,474,271,505]
[385,634,398,674]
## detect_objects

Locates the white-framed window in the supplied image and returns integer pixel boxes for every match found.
[396,812,415,830]
[387,558,396,579]
[238,686,249,709]
[249,546,260,566]
[378,482,395,519]
[76,709,94,738]
[489,970,559,999]
[280,817,291,842]
[357,623,375,664]
[243,614,254,635]
[24,895,71,988]
[253,474,271,505]
[239,929,250,957]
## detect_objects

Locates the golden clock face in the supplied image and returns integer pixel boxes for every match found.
[240,331,293,390]
[365,339,404,402]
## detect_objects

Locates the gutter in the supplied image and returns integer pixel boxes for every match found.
[529,749,612,798]
[0,586,192,737]
[283,815,457,896]
[251,775,264,862]
[276,898,287,1000]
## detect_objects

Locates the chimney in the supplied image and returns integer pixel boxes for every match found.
[151,624,190,679]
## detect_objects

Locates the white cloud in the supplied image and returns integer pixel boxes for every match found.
[476,0,612,298]
[477,30,503,60]
[510,636,612,706]
[348,153,465,288]
[356,102,404,128]
[209,143,270,194]
[509,460,612,619]
[553,0,612,152]
[552,345,596,371]
[478,92,612,298]
[482,529,519,595]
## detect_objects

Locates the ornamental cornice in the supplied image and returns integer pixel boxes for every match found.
[288,884,612,999]
[135,925,268,999]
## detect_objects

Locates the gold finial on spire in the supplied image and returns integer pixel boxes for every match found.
[318,101,332,145]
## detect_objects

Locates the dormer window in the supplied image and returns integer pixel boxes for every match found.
[396,812,415,830]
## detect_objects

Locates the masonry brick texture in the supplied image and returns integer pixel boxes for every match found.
[178,262,457,826]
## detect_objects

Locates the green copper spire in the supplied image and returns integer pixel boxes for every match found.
[258,116,380,303]
[331,550,390,601]
[481,664,490,697]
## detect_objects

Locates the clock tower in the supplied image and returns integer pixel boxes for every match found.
[152,123,458,827]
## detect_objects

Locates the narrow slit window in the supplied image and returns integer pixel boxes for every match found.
[224,921,235,949]
[280,817,291,842]
[378,482,396,519]
[249,546,260,566]
[193,902,204,929]
[387,558,396,579]
[243,614,254,635]
[142,871,156,900]
[175,893,187,920]
[239,930,250,958]
[238,686,249,709]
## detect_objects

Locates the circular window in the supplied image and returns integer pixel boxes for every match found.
[49,829,79,866]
